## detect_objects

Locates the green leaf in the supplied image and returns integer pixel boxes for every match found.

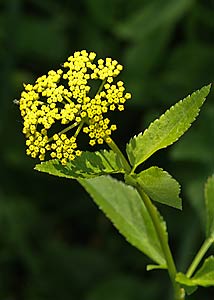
[176,256,214,287]
[205,175,214,237]
[192,256,214,287]
[171,106,214,164]
[35,150,124,179]
[126,84,211,169]
[175,273,198,295]
[137,167,182,209]
[79,175,166,265]
[146,264,167,271]
[176,273,197,287]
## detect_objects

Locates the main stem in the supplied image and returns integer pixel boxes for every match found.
[136,186,184,300]
[107,139,185,300]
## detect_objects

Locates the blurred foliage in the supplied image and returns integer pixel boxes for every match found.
[0,0,213,299]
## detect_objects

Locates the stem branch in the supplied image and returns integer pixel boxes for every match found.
[74,119,85,138]
[107,139,131,173]
[48,121,79,142]
[186,236,214,278]
[96,79,106,95]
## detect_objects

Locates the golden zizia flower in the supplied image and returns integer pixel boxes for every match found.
[18,50,131,165]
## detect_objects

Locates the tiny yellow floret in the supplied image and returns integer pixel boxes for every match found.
[18,50,131,164]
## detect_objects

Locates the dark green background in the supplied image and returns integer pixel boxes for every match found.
[0,0,214,299]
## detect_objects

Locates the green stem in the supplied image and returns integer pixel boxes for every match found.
[107,139,184,300]
[136,186,184,300]
[97,79,106,95]
[186,236,214,278]
[48,121,79,142]
[107,139,131,173]
[74,119,85,138]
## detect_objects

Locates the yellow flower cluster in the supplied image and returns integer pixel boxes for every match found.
[19,50,131,164]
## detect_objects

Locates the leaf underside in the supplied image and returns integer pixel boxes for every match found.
[79,175,166,265]
[35,150,124,179]
[126,84,211,169]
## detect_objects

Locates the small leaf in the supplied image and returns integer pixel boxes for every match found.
[137,167,182,209]
[79,175,166,265]
[126,85,211,169]
[175,273,198,295]
[192,256,214,287]
[205,175,214,237]
[35,150,124,179]
[146,264,167,271]
[176,273,197,286]
[176,256,214,287]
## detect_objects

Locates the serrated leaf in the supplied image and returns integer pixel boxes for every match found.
[137,167,182,209]
[35,150,124,179]
[78,175,166,265]
[126,84,211,169]
[176,256,214,287]
[205,175,214,237]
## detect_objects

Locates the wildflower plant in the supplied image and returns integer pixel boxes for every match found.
[17,50,214,300]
